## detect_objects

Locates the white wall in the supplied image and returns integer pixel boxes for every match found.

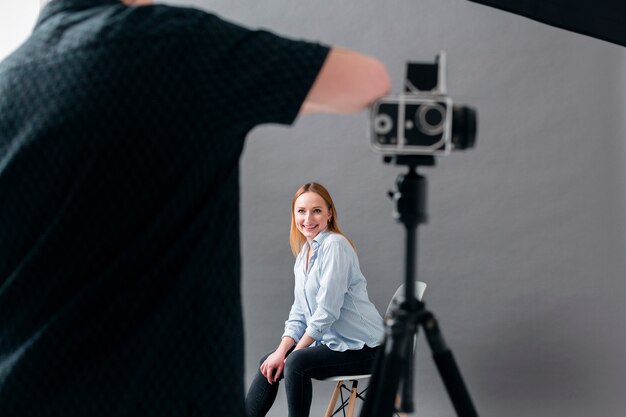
[0,2,40,62]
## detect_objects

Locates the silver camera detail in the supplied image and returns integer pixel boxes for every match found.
[370,52,476,156]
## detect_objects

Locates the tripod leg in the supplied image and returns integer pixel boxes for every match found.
[360,337,401,417]
[421,311,479,417]
[360,311,414,417]
[398,322,417,414]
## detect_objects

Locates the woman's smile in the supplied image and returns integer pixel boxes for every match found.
[294,192,332,242]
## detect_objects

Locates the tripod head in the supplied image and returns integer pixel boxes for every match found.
[385,155,435,230]
[383,154,435,350]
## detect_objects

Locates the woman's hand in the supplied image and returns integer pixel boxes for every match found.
[260,351,286,384]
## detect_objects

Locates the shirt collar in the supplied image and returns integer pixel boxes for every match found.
[297,230,332,260]
[309,230,331,250]
[37,0,123,27]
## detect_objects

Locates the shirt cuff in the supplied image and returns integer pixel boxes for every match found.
[305,325,324,341]
[282,331,301,344]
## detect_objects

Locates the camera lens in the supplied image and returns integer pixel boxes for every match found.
[416,103,445,136]
[451,106,477,150]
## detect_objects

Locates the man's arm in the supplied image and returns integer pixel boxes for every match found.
[300,48,391,114]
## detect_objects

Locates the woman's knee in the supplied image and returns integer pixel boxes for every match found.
[283,349,307,378]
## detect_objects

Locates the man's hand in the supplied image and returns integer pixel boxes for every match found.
[301,48,391,114]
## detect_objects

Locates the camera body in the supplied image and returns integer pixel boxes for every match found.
[370,52,476,156]
[371,94,454,155]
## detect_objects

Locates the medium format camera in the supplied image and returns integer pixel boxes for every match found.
[370,53,477,156]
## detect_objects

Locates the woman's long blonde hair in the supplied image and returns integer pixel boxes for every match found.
[289,182,355,256]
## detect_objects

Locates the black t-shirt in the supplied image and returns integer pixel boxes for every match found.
[0,0,329,415]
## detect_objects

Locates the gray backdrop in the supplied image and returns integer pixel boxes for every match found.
[164,1,626,416]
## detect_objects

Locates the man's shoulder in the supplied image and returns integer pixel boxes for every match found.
[126,5,245,40]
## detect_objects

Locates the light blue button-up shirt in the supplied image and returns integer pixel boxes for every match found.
[282,231,384,351]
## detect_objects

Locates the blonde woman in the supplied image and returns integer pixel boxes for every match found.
[245,183,384,417]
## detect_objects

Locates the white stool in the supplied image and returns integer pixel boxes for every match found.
[322,374,371,417]
[320,281,427,417]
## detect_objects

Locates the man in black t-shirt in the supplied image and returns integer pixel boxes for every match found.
[0,0,390,415]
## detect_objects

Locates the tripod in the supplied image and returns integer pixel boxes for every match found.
[359,155,479,417]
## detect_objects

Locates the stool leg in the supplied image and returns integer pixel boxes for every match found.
[395,393,407,417]
[345,380,359,417]
[325,381,343,417]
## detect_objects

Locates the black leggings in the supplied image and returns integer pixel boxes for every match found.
[245,344,381,417]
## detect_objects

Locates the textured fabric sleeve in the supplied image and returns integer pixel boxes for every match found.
[283,296,307,343]
[306,240,351,341]
[191,14,330,127]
